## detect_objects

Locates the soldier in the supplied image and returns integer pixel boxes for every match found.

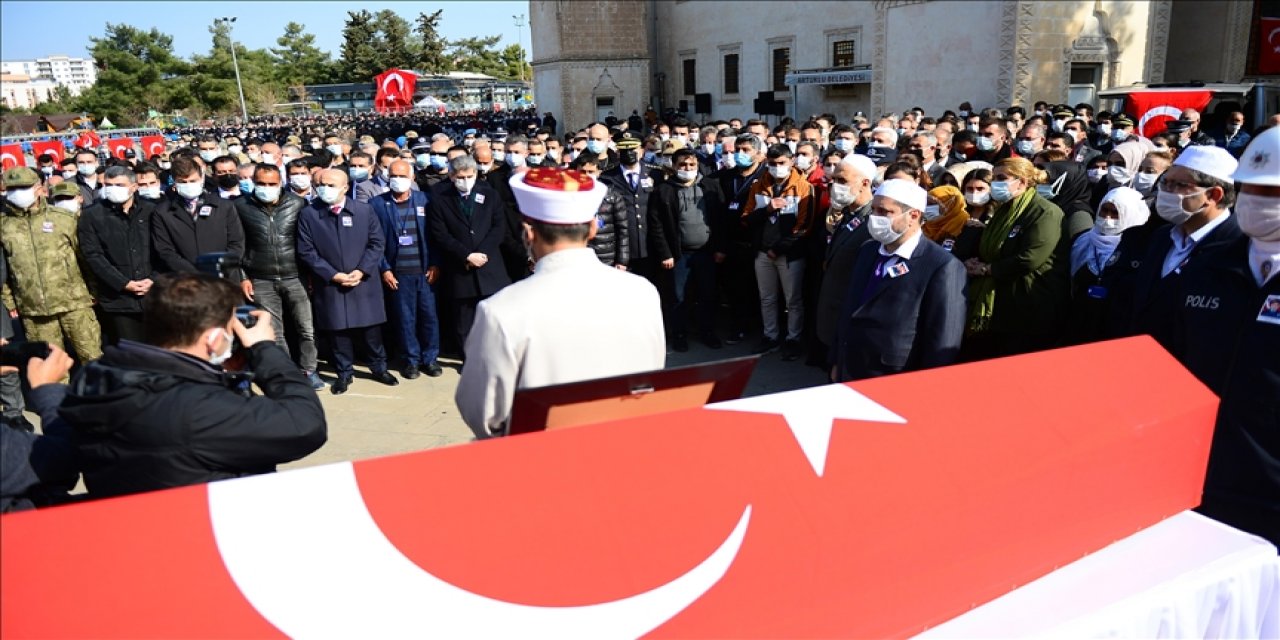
[0,167,103,364]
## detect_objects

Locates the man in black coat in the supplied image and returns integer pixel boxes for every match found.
[833,180,967,381]
[815,154,877,359]
[58,273,326,500]
[151,156,245,275]
[78,165,157,344]
[601,135,658,279]
[427,155,511,354]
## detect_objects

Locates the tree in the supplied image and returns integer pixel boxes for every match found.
[373,10,414,71]
[271,22,334,89]
[189,20,282,118]
[497,44,532,82]
[449,35,503,77]
[34,85,79,115]
[413,10,451,75]
[338,10,380,83]
[75,23,193,125]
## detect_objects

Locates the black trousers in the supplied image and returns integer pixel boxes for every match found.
[103,311,146,345]
[328,326,387,379]
[454,296,488,360]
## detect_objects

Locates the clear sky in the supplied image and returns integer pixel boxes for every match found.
[0,1,530,61]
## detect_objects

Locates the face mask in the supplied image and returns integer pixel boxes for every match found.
[965,190,991,206]
[78,163,97,177]
[829,183,855,207]
[990,180,1014,203]
[506,153,525,168]
[676,169,698,183]
[582,139,603,155]
[477,163,492,173]
[1111,129,1129,142]
[1155,188,1208,225]
[958,110,970,117]
[315,185,343,205]
[5,188,37,209]
[453,177,476,193]
[659,134,670,143]
[1227,123,1243,133]
[786,141,798,154]
[311,141,323,150]
[208,329,234,366]
[619,150,639,166]
[1107,166,1131,186]
[655,156,673,168]
[103,185,131,204]
[867,213,904,245]
[388,177,413,194]
[1095,216,1123,236]
[326,144,344,157]
[967,123,980,133]
[136,186,161,200]
[769,165,790,180]
[547,150,561,162]
[40,166,54,176]
[675,135,689,147]
[289,174,311,191]
[175,181,204,199]
[261,153,276,165]
[61,169,77,180]
[238,178,254,194]
[643,151,657,164]
[976,136,996,152]
[833,139,855,152]
[1096,123,1112,136]
[52,199,80,213]
[1133,172,1158,193]
[1087,168,1106,183]
[247,151,262,163]
[527,154,544,165]
[254,185,281,203]
[415,154,431,168]
[1015,140,1037,156]
[1035,184,1055,199]
[734,151,754,168]
[794,155,813,171]
[228,145,242,155]
[703,143,716,155]
[1052,119,1067,133]
[923,204,942,222]
[492,151,506,163]
[1235,193,1280,241]
[349,167,370,181]
[199,150,219,163]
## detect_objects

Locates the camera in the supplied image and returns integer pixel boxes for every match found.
[0,341,51,368]
[195,252,258,328]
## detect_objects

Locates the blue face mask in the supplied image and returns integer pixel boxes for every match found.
[429,155,448,169]
[585,139,605,155]
[990,180,1014,203]
[349,167,370,182]
[734,151,754,168]
[238,178,253,193]
[415,154,431,168]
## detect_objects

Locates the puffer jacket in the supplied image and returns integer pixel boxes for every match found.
[0,199,94,316]
[235,191,306,280]
[588,186,631,267]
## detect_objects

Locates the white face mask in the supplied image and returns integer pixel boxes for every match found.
[676,169,699,183]
[315,185,344,205]
[254,185,281,203]
[52,199,80,213]
[228,145,242,155]
[61,169,77,180]
[1235,192,1280,241]
[103,185,131,204]
[138,186,162,200]
[454,176,476,193]
[199,150,219,163]
[1086,168,1106,183]
[175,181,204,200]
[829,183,854,207]
[867,212,904,245]
[1107,166,1131,186]
[290,174,312,191]
[922,204,942,222]
[964,190,990,206]
[492,151,506,162]
[794,155,813,171]
[768,165,791,180]
[1133,172,1159,193]
[1155,187,1208,225]
[208,329,234,366]
[389,177,413,194]
[261,153,276,165]
[5,187,38,209]
[1095,216,1123,236]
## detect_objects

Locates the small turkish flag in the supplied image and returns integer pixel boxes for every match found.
[1259,17,1280,76]
[76,130,101,150]
[140,135,166,160]
[31,140,64,164]
[106,137,135,160]
[0,144,26,170]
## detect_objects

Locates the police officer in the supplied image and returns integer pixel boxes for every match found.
[0,167,103,365]
[1169,126,1280,545]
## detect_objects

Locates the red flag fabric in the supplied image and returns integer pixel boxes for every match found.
[1125,90,1212,139]
[374,68,416,114]
[140,135,167,159]
[76,130,101,150]
[31,140,65,164]
[1259,17,1280,75]
[0,144,26,170]
[106,137,134,160]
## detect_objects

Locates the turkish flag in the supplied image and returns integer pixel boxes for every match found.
[374,68,416,114]
[139,135,167,160]
[1125,90,1212,138]
[0,144,26,170]
[106,137,135,160]
[31,140,65,164]
[1259,17,1280,75]
[76,130,100,150]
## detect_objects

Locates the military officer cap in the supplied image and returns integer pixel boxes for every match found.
[1112,114,1135,129]
[2,166,39,188]
[49,181,81,198]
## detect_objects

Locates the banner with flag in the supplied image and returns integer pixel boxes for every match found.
[1124,90,1212,139]
[105,137,135,160]
[1260,15,1280,75]
[0,144,26,170]
[75,130,101,150]
[139,135,167,159]
[374,68,416,114]
[30,140,65,164]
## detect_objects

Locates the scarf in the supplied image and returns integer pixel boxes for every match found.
[966,187,1036,334]
[923,186,969,242]
[1070,231,1123,276]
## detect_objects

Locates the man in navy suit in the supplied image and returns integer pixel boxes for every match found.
[373,160,443,380]
[833,179,967,382]
[427,155,511,356]
[297,168,399,395]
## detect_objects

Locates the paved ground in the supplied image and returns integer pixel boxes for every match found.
[285,336,829,470]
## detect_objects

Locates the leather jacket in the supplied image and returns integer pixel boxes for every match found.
[235,191,306,280]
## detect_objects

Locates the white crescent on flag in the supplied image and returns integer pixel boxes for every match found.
[147,141,165,156]
[208,462,752,638]
[382,73,405,103]
[0,152,18,169]
[1137,105,1183,138]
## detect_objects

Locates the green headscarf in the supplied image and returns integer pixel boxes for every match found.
[966,187,1036,334]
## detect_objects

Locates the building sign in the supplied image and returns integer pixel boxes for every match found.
[785,68,873,86]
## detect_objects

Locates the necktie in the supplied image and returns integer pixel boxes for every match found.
[186,198,198,218]
[857,254,894,307]
[330,205,343,215]
[628,173,638,191]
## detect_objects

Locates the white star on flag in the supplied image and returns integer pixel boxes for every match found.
[707,384,906,477]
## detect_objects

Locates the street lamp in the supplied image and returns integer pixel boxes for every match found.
[512,14,526,84]
[217,16,249,124]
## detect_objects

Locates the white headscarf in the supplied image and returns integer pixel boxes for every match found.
[1070,186,1150,276]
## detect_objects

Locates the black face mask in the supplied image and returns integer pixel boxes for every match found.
[215,174,239,190]
[619,150,639,166]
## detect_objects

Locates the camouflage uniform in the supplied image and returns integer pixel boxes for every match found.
[1,168,103,363]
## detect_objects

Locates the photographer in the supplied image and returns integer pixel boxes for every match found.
[59,272,327,499]
[1,345,78,512]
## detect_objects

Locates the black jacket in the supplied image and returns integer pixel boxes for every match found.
[151,191,246,276]
[587,186,630,267]
[427,179,511,299]
[602,165,657,261]
[648,178,718,261]
[78,198,157,313]
[816,202,874,349]
[1,384,76,512]
[485,164,530,281]
[61,340,327,500]
[235,191,306,280]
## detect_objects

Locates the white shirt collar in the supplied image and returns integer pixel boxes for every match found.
[1172,209,1231,248]
[878,228,923,260]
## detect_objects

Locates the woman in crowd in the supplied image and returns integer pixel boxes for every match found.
[1133,149,1173,207]
[959,168,995,224]
[961,158,1065,359]
[924,185,982,261]
[1064,187,1149,345]
[1093,138,1155,209]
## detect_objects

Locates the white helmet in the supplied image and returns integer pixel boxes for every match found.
[1232,125,1280,186]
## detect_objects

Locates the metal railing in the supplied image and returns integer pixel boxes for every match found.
[0,127,163,146]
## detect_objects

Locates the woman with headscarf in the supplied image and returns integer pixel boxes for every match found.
[924,185,982,261]
[1063,187,1149,345]
[1091,138,1155,210]
[960,157,1065,360]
